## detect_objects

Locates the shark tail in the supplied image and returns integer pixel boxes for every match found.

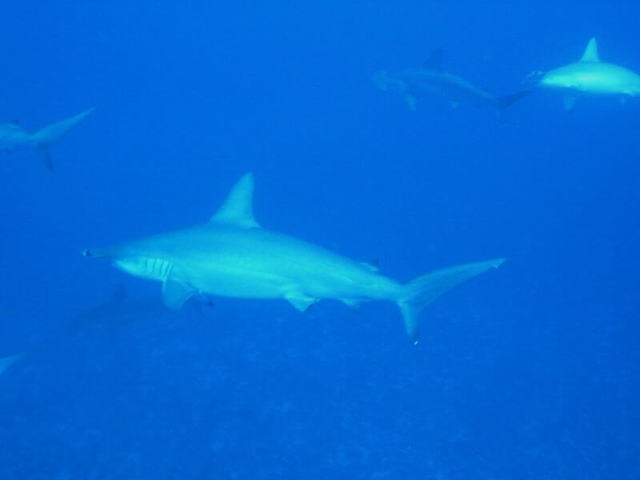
[494,91,529,111]
[31,107,95,170]
[397,258,504,345]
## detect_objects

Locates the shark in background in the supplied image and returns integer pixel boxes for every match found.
[373,49,528,112]
[531,38,640,110]
[0,107,94,170]
[67,284,170,339]
[67,284,214,339]
[0,353,23,377]
[84,173,503,344]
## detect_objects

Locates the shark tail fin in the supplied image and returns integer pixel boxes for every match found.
[495,91,529,111]
[31,108,95,169]
[397,258,504,345]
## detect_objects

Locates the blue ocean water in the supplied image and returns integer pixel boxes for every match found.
[1,1,639,478]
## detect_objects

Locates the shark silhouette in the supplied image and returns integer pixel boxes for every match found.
[0,108,94,170]
[67,284,213,339]
[84,173,504,344]
[373,49,527,111]
[67,284,168,338]
[534,38,640,110]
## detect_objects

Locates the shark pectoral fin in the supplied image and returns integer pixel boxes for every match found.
[405,95,417,111]
[285,294,317,312]
[359,261,379,272]
[162,278,195,310]
[563,95,577,112]
[340,298,361,308]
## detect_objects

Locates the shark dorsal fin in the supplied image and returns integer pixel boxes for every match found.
[580,38,600,62]
[423,48,444,71]
[210,173,260,228]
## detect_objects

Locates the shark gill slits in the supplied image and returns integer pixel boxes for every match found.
[142,257,172,281]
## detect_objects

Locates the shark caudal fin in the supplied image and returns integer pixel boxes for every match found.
[397,258,504,345]
[494,91,530,111]
[31,107,95,170]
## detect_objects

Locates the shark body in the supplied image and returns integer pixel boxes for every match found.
[84,174,503,343]
[0,108,94,170]
[373,49,526,111]
[536,38,640,109]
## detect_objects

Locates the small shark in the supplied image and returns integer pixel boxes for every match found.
[67,284,214,339]
[67,284,169,338]
[84,173,504,344]
[0,353,23,376]
[534,38,640,110]
[0,108,94,170]
[373,49,527,112]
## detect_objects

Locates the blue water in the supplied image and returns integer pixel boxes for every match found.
[1,1,639,478]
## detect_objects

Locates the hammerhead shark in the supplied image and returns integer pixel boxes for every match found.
[533,38,640,110]
[67,284,214,339]
[373,49,527,112]
[0,108,94,170]
[67,284,169,338]
[84,173,504,344]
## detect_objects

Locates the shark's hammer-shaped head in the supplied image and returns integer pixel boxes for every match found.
[84,242,173,282]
